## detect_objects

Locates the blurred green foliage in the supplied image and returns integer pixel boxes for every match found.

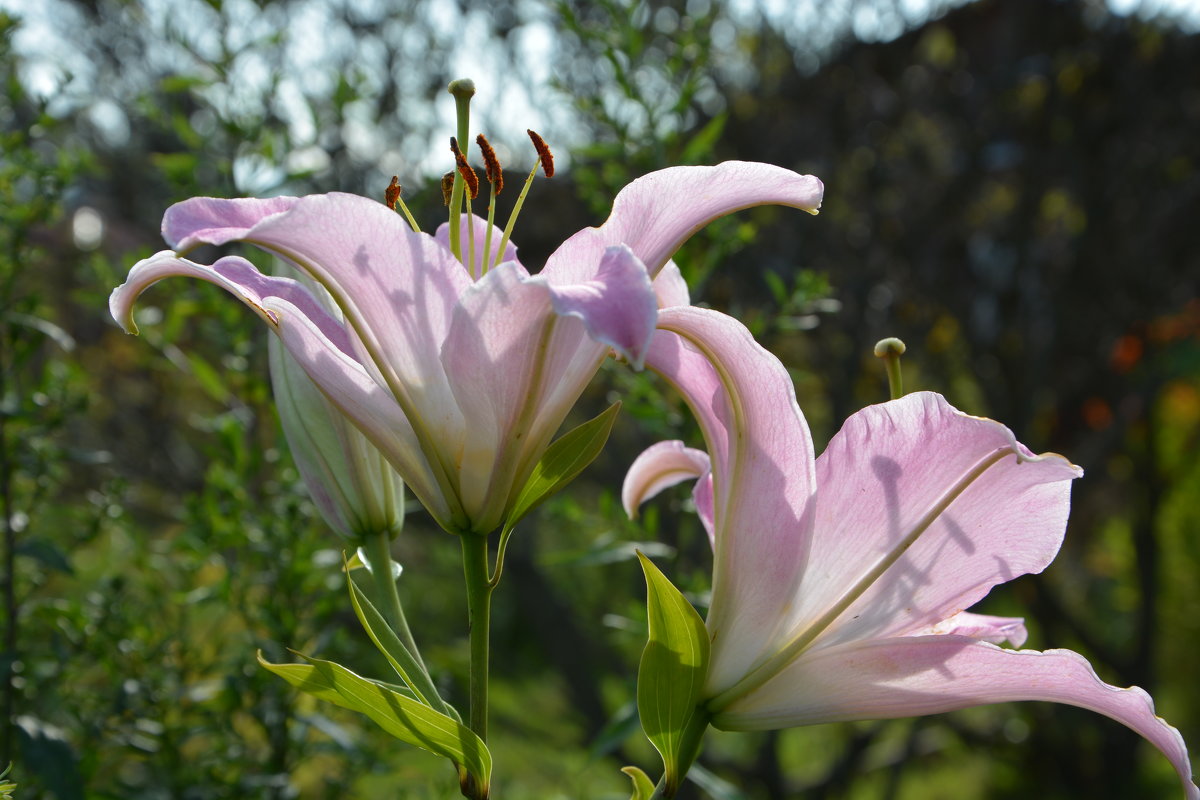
[1,0,1197,797]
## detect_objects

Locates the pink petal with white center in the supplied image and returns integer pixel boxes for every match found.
[162,196,301,252]
[714,636,1199,799]
[622,440,711,519]
[645,307,817,692]
[791,392,1081,652]
[653,261,690,309]
[543,162,824,283]
[435,214,526,280]
[164,192,471,455]
[912,611,1027,647]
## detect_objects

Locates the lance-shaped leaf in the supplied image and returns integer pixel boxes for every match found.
[258,651,490,789]
[345,571,455,718]
[504,400,621,530]
[621,766,658,800]
[636,552,710,797]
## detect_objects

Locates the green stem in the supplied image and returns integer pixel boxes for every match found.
[362,531,427,677]
[461,533,492,741]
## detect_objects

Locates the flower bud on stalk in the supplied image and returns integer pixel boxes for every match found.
[268,271,405,542]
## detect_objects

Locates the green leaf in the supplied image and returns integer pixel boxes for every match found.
[621,765,657,800]
[258,651,490,788]
[636,552,710,798]
[504,401,621,530]
[345,571,456,719]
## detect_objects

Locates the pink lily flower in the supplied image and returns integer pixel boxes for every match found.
[624,306,1197,796]
[110,163,822,534]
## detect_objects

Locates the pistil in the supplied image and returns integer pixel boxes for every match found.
[446,78,476,261]
[874,337,907,400]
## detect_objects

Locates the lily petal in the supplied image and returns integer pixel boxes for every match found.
[164,193,471,458]
[622,440,711,519]
[441,250,656,530]
[162,196,301,252]
[544,162,824,283]
[715,636,1199,799]
[653,261,691,309]
[547,245,657,369]
[110,251,353,356]
[646,307,817,692]
[911,611,1027,647]
[435,214,526,280]
[108,250,448,523]
[796,392,1081,651]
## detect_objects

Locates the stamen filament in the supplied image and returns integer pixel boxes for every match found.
[482,183,497,276]
[708,445,1015,712]
[492,162,539,273]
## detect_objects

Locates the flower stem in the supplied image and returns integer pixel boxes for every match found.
[461,533,492,741]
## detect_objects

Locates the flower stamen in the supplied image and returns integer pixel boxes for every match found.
[491,130,555,272]
[384,176,421,233]
[476,133,503,276]
[451,137,480,277]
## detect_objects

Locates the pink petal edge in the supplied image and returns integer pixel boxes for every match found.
[716,636,1198,799]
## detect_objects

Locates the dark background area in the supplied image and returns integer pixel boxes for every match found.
[2,0,1197,796]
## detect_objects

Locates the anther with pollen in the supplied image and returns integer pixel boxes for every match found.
[490,130,556,272]
[450,137,481,276]
[450,137,480,200]
[476,134,505,277]
[384,176,421,232]
[527,129,554,178]
[441,172,456,207]
[476,134,503,194]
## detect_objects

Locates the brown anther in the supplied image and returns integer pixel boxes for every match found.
[527,129,555,178]
[441,172,456,206]
[450,136,480,199]
[384,176,402,209]
[475,133,504,194]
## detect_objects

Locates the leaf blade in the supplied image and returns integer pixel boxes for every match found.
[505,401,621,529]
[636,553,710,797]
[258,651,490,787]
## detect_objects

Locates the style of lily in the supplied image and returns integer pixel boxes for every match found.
[109,160,822,538]
[624,307,1198,797]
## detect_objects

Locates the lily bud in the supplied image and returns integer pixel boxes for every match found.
[268,274,405,541]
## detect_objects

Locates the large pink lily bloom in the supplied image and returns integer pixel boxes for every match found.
[110,163,822,534]
[624,306,1197,796]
